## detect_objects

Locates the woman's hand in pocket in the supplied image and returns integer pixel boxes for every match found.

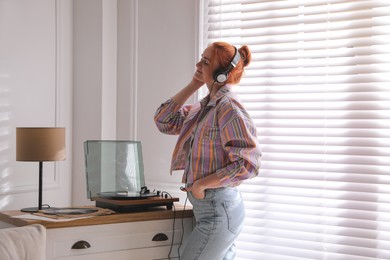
[186,181,206,200]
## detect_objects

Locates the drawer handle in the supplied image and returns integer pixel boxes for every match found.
[152,233,169,241]
[71,240,91,249]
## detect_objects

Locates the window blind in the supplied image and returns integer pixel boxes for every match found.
[200,1,390,259]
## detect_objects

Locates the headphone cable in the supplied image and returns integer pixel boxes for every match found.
[161,191,175,260]
[177,193,188,259]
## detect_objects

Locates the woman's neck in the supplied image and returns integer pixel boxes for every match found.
[208,81,223,98]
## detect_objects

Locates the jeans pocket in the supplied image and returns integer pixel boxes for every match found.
[189,190,212,204]
[222,198,245,234]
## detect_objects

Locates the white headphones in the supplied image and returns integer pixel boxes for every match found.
[213,46,241,83]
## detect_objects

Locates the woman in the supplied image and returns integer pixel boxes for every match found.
[154,42,261,260]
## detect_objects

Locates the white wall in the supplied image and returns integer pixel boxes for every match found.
[72,0,197,205]
[72,0,119,206]
[0,0,196,209]
[0,0,72,211]
[137,0,198,199]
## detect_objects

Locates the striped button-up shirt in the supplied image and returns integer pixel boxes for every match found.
[154,85,261,187]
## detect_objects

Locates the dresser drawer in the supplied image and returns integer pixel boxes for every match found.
[46,218,193,259]
[57,246,181,260]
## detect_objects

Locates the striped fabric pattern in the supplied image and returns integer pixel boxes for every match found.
[154,85,262,187]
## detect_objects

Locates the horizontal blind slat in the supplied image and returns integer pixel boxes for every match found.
[208,0,390,14]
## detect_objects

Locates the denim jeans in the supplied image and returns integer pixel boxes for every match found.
[180,187,245,260]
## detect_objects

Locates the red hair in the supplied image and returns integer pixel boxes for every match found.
[210,42,252,84]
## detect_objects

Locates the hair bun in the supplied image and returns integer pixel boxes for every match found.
[238,45,252,67]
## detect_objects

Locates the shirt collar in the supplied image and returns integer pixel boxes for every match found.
[200,85,231,108]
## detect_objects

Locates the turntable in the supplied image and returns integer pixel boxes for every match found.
[84,140,178,212]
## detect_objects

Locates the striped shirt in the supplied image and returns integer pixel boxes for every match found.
[154,85,261,187]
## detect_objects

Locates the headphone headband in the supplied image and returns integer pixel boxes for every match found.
[214,46,241,83]
[230,47,241,69]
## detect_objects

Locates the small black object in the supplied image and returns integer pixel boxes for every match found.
[152,233,169,241]
[140,186,150,195]
[71,240,91,249]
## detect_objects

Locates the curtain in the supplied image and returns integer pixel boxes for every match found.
[200,1,390,259]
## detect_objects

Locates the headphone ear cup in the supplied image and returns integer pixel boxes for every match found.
[212,46,240,84]
[214,70,228,83]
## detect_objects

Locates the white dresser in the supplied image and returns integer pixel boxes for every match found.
[0,205,193,260]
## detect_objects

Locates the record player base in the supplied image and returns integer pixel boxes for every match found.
[92,196,180,212]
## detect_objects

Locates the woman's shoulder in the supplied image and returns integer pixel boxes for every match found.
[217,90,244,112]
[216,90,253,125]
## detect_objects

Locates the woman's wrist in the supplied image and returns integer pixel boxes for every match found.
[190,78,204,90]
[194,174,223,191]
[194,179,207,191]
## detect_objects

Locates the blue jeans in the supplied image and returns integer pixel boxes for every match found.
[181,187,245,260]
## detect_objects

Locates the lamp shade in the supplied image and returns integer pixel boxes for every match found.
[16,127,66,162]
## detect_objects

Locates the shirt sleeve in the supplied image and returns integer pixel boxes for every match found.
[215,103,262,187]
[154,98,192,135]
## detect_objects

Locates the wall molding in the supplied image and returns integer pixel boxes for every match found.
[116,0,138,141]
[53,0,72,193]
[129,0,139,140]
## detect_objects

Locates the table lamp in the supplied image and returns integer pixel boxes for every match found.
[16,127,66,212]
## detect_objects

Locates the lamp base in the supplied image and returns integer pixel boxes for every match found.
[20,205,55,213]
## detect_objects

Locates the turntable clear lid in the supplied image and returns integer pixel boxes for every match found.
[84,140,145,199]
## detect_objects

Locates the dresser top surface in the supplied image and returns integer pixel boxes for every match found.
[0,204,193,229]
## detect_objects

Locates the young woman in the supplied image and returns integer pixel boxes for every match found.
[154,42,261,260]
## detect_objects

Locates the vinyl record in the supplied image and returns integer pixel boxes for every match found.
[97,191,158,200]
[42,208,98,215]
